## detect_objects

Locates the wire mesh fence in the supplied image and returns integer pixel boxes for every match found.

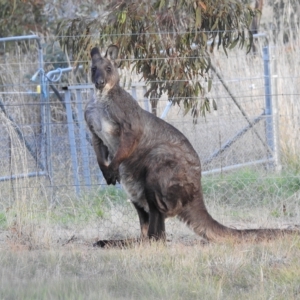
[0,34,300,246]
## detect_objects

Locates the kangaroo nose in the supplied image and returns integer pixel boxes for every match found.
[97,79,105,86]
[95,78,105,89]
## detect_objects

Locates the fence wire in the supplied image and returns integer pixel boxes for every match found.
[0,37,300,245]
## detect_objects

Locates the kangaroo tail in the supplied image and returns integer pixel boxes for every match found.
[178,200,298,242]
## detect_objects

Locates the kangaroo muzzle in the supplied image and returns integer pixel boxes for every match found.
[95,77,105,89]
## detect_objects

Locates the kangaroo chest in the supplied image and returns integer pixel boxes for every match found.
[85,100,120,154]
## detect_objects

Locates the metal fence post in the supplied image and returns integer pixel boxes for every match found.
[263,46,275,161]
[45,82,53,182]
[76,89,91,188]
[160,100,172,119]
[0,35,47,176]
[142,85,150,112]
[64,89,80,195]
[37,47,46,177]
[131,85,137,100]
[131,83,150,112]
[270,47,281,170]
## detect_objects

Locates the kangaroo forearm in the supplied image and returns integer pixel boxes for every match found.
[92,134,109,167]
[95,148,109,167]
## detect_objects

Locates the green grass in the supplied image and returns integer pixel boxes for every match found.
[202,168,300,207]
[1,186,128,229]
[0,211,7,228]
[1,168,300,235]
[1,169,300,299]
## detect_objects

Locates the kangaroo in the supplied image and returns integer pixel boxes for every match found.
[85,45,297,246]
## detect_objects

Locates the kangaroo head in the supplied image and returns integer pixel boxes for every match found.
[90,45,120,91]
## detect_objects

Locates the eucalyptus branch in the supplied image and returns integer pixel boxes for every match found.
[57,0,258,119]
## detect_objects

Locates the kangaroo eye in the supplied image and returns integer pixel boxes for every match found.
[91,66,97,73]
[106,66,111,72]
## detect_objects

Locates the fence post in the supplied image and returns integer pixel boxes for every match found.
[142,85,150,112]
[45,83,53,182]
[263,46,276,163]
[271,48,281,170]
[160,100,172,119]
[76,89,91,188]
[131,83,150,112]
[64,89,80,195]
[131,85,137,100]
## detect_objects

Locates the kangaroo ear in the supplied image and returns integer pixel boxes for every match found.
[105,45,120,66]
[90,47,101,59]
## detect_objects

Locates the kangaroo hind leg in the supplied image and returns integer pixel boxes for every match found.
[145,188,166,241]
[132,201,149,239]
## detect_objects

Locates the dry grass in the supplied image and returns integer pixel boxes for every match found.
[1,236,300,300]
[1,165,300,299]
[1,10,300,300]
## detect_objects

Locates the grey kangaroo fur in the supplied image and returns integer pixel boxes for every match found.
[85,45,297,246]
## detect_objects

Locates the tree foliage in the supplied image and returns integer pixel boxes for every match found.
[271,0,300,44]
[0,0,46,38]
[58,0,259,117]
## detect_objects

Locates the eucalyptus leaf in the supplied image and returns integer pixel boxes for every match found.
[56,0,257,119]
[208,78,212,93]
